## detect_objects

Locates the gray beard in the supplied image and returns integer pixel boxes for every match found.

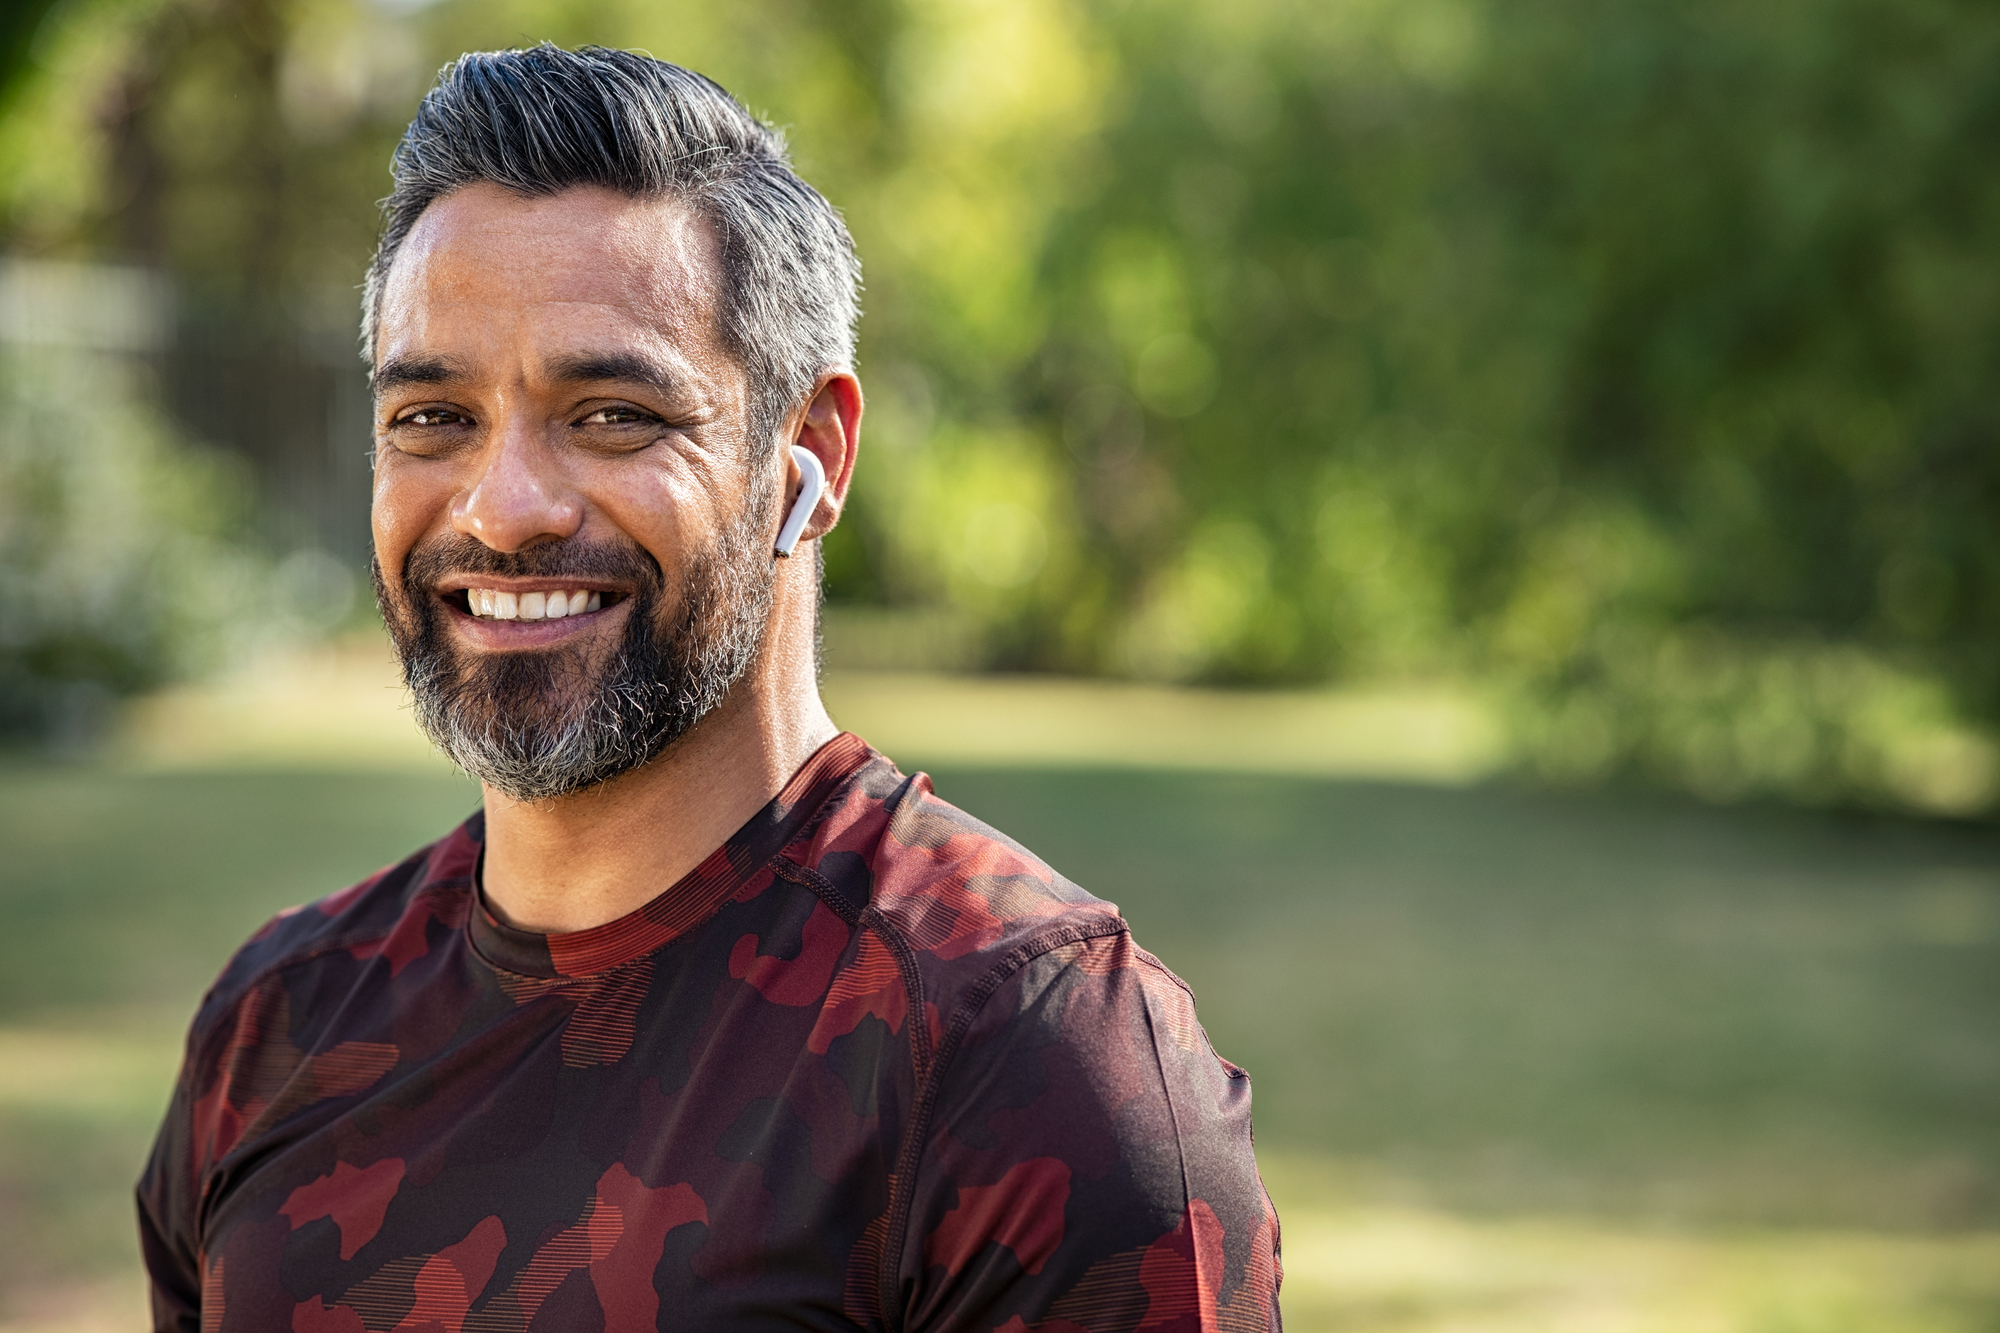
[374,499,774,804]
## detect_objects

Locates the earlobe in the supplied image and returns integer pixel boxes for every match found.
[774,445,826,557]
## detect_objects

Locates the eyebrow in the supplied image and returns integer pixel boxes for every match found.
[372,354,463,394]
[370,350,688,400]
[547,351,686,398]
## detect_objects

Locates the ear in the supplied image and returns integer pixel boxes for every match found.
[783,371,862,545]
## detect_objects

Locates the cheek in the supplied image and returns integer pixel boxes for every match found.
[371,459,454,576]
[586,459,719,570]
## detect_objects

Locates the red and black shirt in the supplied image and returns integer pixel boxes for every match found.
[139,734,1281,1331]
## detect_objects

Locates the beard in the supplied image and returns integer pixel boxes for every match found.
[373,494,775,804]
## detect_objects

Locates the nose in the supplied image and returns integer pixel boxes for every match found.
[451,420,583,552]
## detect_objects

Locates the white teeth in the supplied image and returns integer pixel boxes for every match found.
[467,589,600,620]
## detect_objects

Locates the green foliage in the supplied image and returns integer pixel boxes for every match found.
[8,0,2000,804]
[0,343,262,740]
[1006,0,2000,798]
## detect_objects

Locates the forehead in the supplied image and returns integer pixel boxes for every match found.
[375,182,725,369]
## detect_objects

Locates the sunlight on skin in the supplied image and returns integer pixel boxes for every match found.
[369,183,862,934]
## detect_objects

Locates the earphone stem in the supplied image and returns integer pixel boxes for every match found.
[774,445,827,557]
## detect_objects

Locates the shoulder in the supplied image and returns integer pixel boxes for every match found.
[188,814,482,1040]
[780,749,1125,1011]
[784,757,1278,1329]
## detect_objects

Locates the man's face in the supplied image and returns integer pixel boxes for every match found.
[369,182,780,802]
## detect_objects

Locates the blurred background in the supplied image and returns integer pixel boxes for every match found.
[4,0,2000,1327]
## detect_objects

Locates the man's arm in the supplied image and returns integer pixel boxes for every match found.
[895,931,1281,1332]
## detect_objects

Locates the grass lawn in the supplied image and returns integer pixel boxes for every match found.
[3,756,1998,1330]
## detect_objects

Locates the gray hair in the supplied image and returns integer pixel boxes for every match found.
[363,44,861,445]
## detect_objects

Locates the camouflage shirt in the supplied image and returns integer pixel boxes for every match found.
[138,734,1281,1332]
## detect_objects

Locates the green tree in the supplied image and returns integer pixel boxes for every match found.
[10,0,2000,805]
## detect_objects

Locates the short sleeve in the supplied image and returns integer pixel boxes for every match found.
[896,931,1281,1332]
[137,1031,206,1333]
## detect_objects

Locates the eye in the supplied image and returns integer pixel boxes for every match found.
[578,404,655,426]
[381,403,476,458]
[396,407,470,427]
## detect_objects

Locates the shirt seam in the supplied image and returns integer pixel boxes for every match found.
[1138,958,1197,1230]
[468,759,876,982]
[194,909,459,1042]
[183,892,470,1236]
[768,855,939,1081]
[769,854,862,922]
[876,913,1129,1331]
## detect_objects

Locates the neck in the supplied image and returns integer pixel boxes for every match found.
[476,592,836,935]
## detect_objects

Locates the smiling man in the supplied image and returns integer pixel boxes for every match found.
[138,45,1279,1333]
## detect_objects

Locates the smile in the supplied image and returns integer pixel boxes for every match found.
[456,588,614,620]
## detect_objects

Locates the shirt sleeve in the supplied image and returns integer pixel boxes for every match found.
[896,930,1281,1333]
[136,1032,205,1333]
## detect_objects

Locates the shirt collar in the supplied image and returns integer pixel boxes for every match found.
[464,732,875,979]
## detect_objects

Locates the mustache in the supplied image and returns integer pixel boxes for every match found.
[399,532,663,593]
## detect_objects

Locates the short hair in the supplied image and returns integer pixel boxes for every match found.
[363,45,861,446]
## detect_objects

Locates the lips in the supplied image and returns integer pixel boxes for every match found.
[405,534,656,643]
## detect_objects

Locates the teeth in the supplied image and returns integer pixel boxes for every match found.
[466,589,601,620]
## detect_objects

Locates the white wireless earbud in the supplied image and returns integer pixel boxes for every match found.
[774,444,826,557]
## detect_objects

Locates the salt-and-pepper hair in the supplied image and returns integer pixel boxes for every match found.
[362,44,861,444]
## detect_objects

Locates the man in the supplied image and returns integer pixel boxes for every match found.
[139,45,1279,1332]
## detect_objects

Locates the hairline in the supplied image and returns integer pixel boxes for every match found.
[371,183,752,364]
[368,185,732,394]
[362,47,859,461]
[369,187,838,455]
